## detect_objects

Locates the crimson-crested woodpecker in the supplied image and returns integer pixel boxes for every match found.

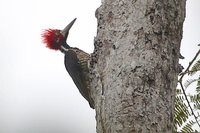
[42,18,94,109]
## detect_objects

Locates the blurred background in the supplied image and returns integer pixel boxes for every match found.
[0,0,199,132]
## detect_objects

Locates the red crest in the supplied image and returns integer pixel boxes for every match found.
[41,29,64,50]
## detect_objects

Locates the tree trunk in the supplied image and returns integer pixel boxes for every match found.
[90,0,186,132]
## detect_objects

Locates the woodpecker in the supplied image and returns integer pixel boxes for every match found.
[42,18,94,109]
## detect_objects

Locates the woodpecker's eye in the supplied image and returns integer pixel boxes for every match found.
[56,34,64,44]
[54,32,61,43]
[55,31,60,36]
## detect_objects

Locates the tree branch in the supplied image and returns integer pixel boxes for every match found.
[178,48,200,128]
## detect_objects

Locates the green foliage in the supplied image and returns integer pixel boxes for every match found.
[176,88,183,95]
[190,94,200,110]
[196,77,200,93]
[189,59,200,75]
[184,79,197,89]
[174,89,198,132]
[180,121,194,133]
[174,96,189,127]
[174,92,196,132]
[174,49,200,132]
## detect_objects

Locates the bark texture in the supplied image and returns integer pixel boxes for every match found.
[90,0,186,132]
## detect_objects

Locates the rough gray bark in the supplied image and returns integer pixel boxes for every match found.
[90,0,186,132]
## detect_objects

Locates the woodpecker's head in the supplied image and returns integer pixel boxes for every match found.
[42,18,76,51]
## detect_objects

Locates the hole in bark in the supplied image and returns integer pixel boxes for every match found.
[147,76,155,86]
[100,76,105,95]
[161,54,167,60]
[150,15,154,24]
[172,48,176,56]
[113,45,116,49]
[148,79,155,86]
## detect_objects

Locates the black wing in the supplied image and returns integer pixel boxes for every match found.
[64,48,94,108]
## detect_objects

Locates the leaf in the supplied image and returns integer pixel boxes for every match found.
[190,94,200,110]
[190,94,200,103]
[174,96,190,127]
[184,79,197,89]
[189,59,200,75]
[194,103,200,110]
[176,88,182,95]
[196,77,200,93]
[197,87,200,94]
[180,121,194,133]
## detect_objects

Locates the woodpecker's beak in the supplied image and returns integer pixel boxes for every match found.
[60,18,76,39]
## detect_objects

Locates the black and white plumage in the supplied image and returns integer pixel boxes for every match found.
[63,48,94,109]
[42,18,94,109]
